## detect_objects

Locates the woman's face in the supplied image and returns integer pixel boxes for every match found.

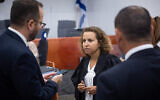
[82,32,100,56]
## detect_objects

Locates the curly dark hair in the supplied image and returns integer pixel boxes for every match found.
[151,16,160,46]
[80,26,112,55]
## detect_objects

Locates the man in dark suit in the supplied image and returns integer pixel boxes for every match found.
[96,6,160,100]
[0,0,62,100]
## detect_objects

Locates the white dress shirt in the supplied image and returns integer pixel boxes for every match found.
[84,61,96,100]
[157,41,160,48]
[125,44,153,60]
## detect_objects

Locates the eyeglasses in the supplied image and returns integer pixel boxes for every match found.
[32,19,46,28]
[40,22,46,28]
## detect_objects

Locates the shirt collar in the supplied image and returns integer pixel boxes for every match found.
[125,44,153,60]
[8,27,27,46]
[157,41,160,48]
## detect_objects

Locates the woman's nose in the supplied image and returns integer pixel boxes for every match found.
[84,41,89,46]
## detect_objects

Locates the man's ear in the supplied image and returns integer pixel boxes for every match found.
[27,19,35,31]
[115,28,122,43]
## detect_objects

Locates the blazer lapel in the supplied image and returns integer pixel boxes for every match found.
[94,54,106,74]
[82,58,89,79]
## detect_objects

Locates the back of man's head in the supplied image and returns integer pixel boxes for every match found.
[115,5,151,43]
[10,0,43,27]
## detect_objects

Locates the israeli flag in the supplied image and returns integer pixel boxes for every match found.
[75,0,89,29]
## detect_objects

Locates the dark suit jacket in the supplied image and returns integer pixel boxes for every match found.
[0,29,58,100]
[71,53,121,100]
[96,48,160,100]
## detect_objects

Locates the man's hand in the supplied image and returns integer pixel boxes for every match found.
[51,74,63,84]
[43,72,57,83]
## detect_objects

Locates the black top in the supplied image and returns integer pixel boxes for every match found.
[71,53,121,100]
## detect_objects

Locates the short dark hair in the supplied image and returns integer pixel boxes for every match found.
[80,26,112,55]
[10,0,43,26]
[115,6,151,42]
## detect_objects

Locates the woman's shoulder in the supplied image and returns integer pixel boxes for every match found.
[104,53,119,59]
[102,53,121,64]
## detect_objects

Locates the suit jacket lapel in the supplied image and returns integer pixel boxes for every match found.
[82,58,89,79]
[94,54,106,74]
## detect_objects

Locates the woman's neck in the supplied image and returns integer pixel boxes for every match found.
[90,49,100,60]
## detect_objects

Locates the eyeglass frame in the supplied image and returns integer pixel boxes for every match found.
[33,19,46,28]
[40,22,46,28]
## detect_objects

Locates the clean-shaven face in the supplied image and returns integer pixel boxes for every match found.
[82,32,100,56]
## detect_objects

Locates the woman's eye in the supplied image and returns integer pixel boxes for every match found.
[88,39,93,42]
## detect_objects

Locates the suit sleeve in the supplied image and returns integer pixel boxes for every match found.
[96,72,118,100]
[10,52,58,100]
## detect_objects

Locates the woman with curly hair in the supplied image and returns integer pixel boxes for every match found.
[71,26,121,100]
[151,16,160,48]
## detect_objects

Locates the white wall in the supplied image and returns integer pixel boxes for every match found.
[0,0,12,20]
[87,0,160,36]
[0,0,160,37]
[0,0,76,38]
[38,0,76,38]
